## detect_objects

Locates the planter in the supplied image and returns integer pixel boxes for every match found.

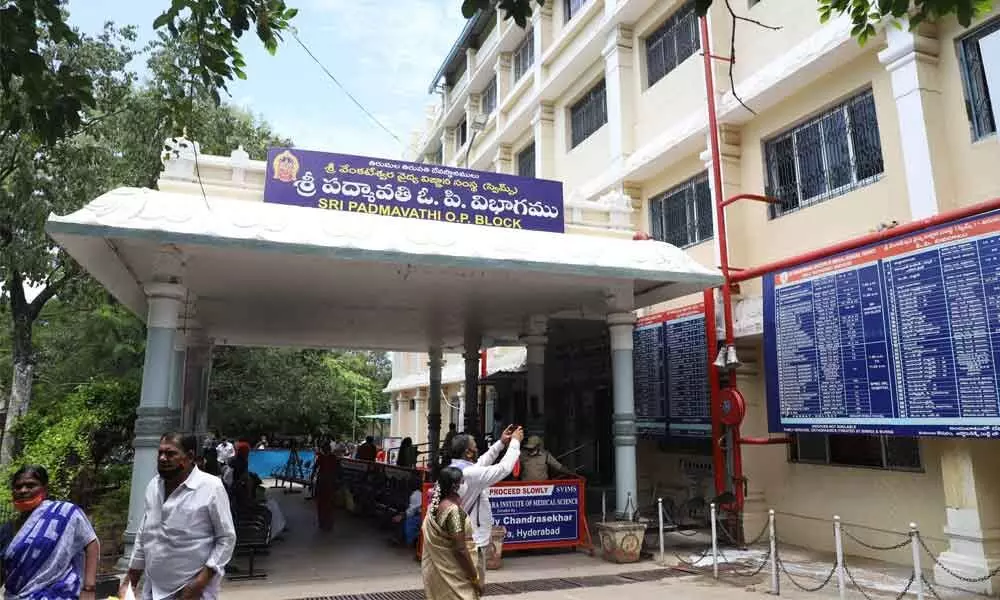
[485,526,507,570]
[595,521,647,564]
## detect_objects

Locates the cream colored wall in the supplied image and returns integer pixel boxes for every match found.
[730,52,909,268]
[553,64,610,190]
[936,9,1000,211]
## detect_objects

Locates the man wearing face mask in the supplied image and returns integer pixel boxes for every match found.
[448,424,523,585]
[120,432,237,600]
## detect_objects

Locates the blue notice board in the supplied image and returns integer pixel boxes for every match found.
[489,481,583,547]
[633,304,711,439]
[764,210,1000,438]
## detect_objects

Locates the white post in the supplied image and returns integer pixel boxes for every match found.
[602,490,607,523]
[834,516,846,600]
[911,522,924,600]
[658,497,665,564]
[711,502,719,579]
[769,509,779,595]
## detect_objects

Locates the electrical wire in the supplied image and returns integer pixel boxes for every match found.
[290,29,404,147]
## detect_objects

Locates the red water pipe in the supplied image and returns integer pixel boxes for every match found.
[703,289,726,498]
[480,350,487,378]
[730,195,1000,284]
[699,14,746,514]
[739,436,792,445]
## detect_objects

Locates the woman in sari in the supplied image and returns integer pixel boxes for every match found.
[314,441,339,531]
[421,466,482,600]
[0,466,100,600]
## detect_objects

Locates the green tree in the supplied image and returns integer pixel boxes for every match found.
[1,0,297,146]
[0,25,291,465]
[466,0,993,37]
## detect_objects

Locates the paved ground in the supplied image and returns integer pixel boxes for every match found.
[221,486,980,600]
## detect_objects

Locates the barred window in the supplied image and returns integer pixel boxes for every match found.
[957,19,1000,141]
[517,143,535,178]
[482,77,498,115]
[789,434,921,471]
[565,0,588,21]
[514,34,534,82]
[764,89,884,219]
[645,2,698,88]
[648,173,713,248]
[457,118,468,148]
[570,80,607,148]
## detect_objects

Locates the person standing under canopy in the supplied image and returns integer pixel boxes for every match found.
[121,432,236,600]
[449,425,522,586]
[0,465,100,600]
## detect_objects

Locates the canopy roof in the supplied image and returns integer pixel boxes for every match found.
[46,186,721,352]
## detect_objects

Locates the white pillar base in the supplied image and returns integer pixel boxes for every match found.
[934,508,1000,595]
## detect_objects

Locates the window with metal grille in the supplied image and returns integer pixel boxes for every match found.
[645,1,698,88]
[482,77,498,115]
[648,173,713,248]
[958,19,1000,141]
[457,118,468,148]
[789,434,921,471]
[570,79,607,148]
[763,88,884,219]
[514,34,534,82]
[565,0,588,21]
[517,143,535,178]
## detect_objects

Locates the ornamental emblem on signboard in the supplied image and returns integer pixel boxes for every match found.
[272,150,300,183]
[778,272,789,284]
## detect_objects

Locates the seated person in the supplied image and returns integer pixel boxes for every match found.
[391,480,424,547]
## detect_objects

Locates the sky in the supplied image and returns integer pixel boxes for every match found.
[67,0,470,160]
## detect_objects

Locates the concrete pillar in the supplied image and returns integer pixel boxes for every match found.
[442,127,456,165]
[427,348,443,473]
[168,331,186,424]
[496,52,512,130]
[603,24,635,167]
[413,390,426,446]
[520,316,548,436]
[123,280,185,560]
[463,332,481,436]
[608,311,637,517]
[934,440,1000,594]
[878,21,950,218]
[532,103,555,178]
[494,144,513,174]
[532,2,553,89]
[181,327,211,434]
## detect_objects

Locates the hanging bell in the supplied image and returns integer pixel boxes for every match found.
[725,345,742,369]
[713,346,728,369]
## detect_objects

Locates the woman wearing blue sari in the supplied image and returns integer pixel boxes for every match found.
[0,466,100,600]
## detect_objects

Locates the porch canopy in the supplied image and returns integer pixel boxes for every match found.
[45,187,721,352]
[43,140,722,546]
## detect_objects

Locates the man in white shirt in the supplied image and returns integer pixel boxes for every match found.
[215,438,235,466]
[449,424,522,584]
[121,432,237,600]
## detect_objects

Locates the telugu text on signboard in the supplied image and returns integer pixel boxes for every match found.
[264,147,564,233]
[764,210,1000,438]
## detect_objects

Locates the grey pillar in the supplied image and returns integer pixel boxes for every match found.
[122,282,185,559]
[521,316,548,436]
[463,331,481,437]
[608,312,637,518]
[168,331,186,428]
[427,348,443,473]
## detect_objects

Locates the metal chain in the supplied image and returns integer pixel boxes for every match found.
[918,533,1000,583]
[921,574,943,600]
[776,557,837,592]
[717,547,770,578]
[843,561,913,600]
[716,517,770,547]
[841,527,911,551]
[673,545,712,568]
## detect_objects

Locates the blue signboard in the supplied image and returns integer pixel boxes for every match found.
[633,305,711,439]
[489,481,583,547]
[264,147,565,233]
[764,210,1000,438]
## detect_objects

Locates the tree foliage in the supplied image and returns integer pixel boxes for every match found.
[1,0,297,146]
[464,0,993,37]
[209,348,390,439]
